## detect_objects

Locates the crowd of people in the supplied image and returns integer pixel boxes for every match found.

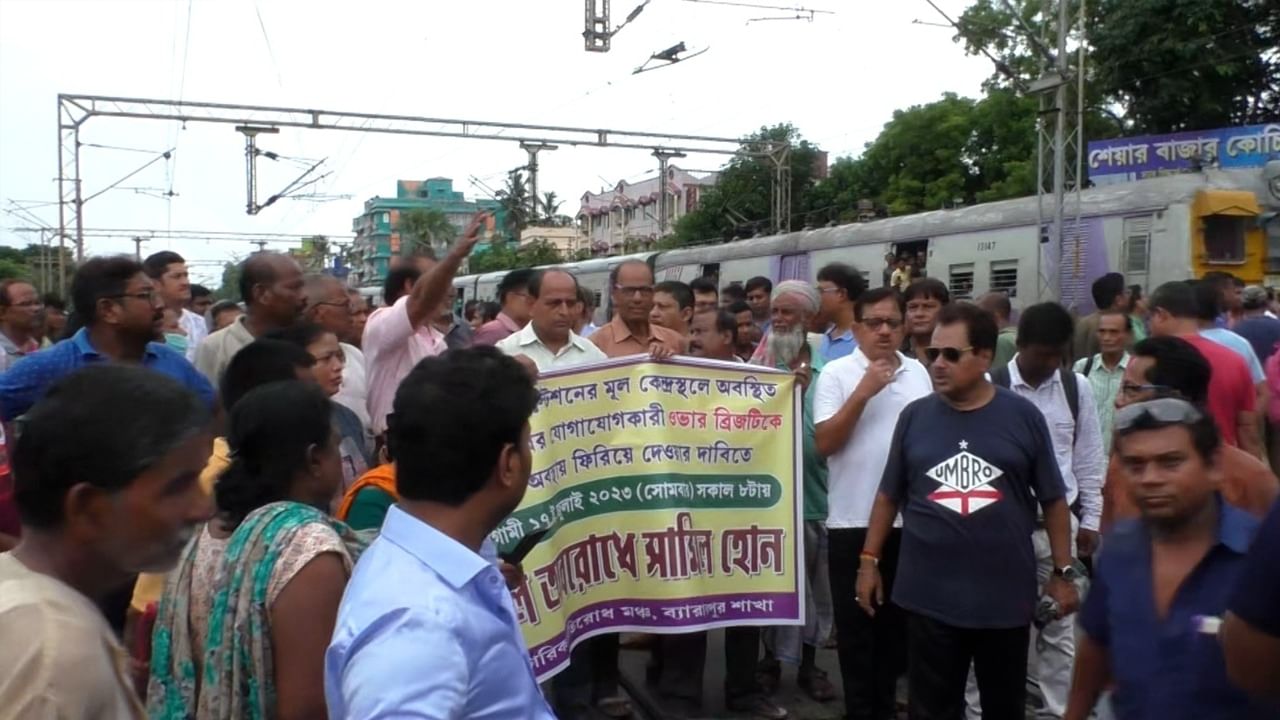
[0,211,1278,720]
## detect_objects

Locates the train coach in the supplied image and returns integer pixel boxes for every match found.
[450,164,1280,322]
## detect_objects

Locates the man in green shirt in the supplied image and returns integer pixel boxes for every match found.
[1072,309,1132,454]
[979,291,1018,370]
[755,281,836,702]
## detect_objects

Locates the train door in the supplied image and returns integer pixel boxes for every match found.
[700,263,720,286]
[890,240,930,282]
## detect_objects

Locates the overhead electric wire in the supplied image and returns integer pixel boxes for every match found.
[81,150,175,204]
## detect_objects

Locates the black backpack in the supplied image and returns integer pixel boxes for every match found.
[991,364,1080,443]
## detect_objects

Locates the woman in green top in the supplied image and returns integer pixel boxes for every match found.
[148,382,370,720]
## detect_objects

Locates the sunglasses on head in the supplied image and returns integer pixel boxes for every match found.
[924,345,973,363]
[1113,397,1204,432]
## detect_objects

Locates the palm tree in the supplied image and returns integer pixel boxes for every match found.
[397,208,457,258]
[496,171,530,241]
[540,192,562,222]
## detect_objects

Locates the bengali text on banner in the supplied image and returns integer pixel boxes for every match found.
[488,355,804,682]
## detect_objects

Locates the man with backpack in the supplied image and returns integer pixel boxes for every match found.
[1072,308,1133,454]
[968,302,1105,720]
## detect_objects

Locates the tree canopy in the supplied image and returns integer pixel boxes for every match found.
[957,0,1279,134]
[672,124,822,245]
[0,244,75,296]
[469,239,564,274]
[397,208,457,259]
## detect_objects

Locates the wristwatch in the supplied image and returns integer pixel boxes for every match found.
[1053,564,1081,581]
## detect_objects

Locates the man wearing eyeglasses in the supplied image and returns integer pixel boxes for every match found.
[304,273,371,429]
[1065,398,1271,720]
[856,302,1078,720]
[0,280,42,372]
[1102,336,1277,529]
[589,260,685,359]
[0,256,214,424]
[814,286,931,720]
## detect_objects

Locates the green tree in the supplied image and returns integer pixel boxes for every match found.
[497,171,531,241]
[957,0,1280,135]
[673,124,822,245]
[397,208,456,259]
[214,259,243,301]
[803,89,1043,219]
[469,239,564,274]
[0,244,76,295]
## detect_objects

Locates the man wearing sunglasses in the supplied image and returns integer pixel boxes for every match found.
[814,286,932,720]
[1102,336,1277,528]
[856,302,1078,720]
[1065,398,1271,720]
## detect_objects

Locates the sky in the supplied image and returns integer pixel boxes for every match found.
[0,0,993,286]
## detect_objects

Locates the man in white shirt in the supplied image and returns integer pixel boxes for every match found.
[974,301,1104,720]
[813,287,932,720]
[143,251,207,362]
[364,214,485,435]
[303,273,371,428]
[497,269,606,371]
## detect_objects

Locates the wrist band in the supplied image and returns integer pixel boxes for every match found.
[859,552,879,566]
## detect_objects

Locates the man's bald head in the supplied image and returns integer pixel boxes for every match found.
[238,252,306,328]
[303,273,353,338]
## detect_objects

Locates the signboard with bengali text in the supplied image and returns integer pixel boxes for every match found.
[1087,123,1279,183]
[488,356,804,681]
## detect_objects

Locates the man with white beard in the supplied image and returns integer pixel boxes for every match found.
[754,280,837,702]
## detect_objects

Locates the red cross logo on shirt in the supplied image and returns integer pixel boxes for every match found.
[924,440,1005,516]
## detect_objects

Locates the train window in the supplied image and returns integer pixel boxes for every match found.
[700,263,720,285]
[990,261,1018,297]
[1123,217,1152,274]
[948,263,975,300]
[1204,215,1246,264]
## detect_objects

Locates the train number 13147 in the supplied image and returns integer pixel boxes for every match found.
[977,241,997,252]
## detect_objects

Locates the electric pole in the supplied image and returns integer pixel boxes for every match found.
[250,240,268,253]
[1030,0,1085,307]
[520,142,558,224]
[652,149,687,237]
[132,236,145,260]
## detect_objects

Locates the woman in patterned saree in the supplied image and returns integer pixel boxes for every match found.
[147,380,369,720]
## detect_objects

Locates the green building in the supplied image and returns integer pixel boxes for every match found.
[350,177,503,285]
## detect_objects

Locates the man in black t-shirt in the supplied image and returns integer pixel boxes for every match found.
[856,302,1080,720]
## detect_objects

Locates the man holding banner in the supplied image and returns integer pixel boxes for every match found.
[754,280,837,703]
[644,308,791,720]
[496,269,607,371]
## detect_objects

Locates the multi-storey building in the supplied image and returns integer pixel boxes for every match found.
[350,177,502,285]
[520,226,589,257]
[576,166,718,254]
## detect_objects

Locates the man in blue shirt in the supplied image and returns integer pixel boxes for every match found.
[0,256,214,422]
[1065,398,1270,720]
[1223,499,1280,702]
[816,262,865,362]
[325,346,554,720]
[857,302,1079,719]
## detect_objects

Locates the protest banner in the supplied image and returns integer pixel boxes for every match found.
[488,355,804,681]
